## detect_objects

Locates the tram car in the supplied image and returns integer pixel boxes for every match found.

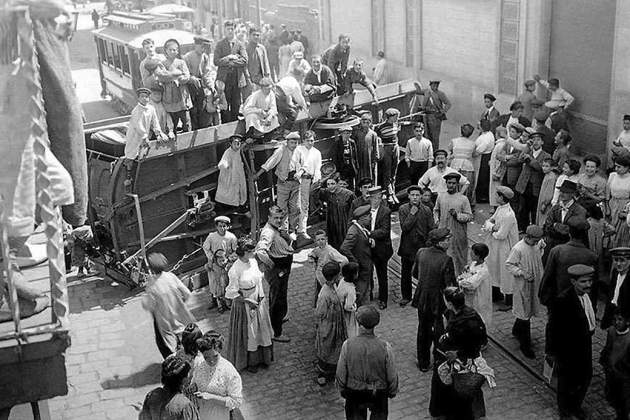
[84,81,420,289]
[146,4,195,31]
[93,11,195,113]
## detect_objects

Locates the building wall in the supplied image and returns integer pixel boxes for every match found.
[325,0,621,158]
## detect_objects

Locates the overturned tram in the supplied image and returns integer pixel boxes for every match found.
[84,81,421,288]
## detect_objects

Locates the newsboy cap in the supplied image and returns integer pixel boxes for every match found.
[496,186,514,199]
[353,205,371,219]
[483,93,496,102]
[428,227,451,243]
[567,264,595,278]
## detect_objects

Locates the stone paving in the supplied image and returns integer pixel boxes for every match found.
[37,205,616,420]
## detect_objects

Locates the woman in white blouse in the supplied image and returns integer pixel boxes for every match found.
[242,77,279,137]
[191,330,243,420]
[225,237,274,373]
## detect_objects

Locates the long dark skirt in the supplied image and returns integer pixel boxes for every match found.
[226,297,273,371]
[429,360,485,420]
[475,153,491,203]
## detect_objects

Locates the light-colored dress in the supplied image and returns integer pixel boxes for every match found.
[202,231,237,297]
[335,279,358,338]
[458,261,492,329]
[215,147,247,207]
[191,355,242,420]
[488,139,506,207]
[243,88,280,134]
[225,258,273,352]
[536,172,558,225]
[449,137,476,205]
[505,239,544,320]
[315,284,347,366]
[607,172,630,247]
[484,203,519,294]
[434,192,473,275]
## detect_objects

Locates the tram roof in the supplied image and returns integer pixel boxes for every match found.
[147,4,195,14]
[93,26,196,49]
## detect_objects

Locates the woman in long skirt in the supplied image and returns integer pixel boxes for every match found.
[607,156,630,248]
[225,237,274,373]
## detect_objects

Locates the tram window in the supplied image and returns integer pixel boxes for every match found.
[118,46,130,75]
[97,38,107,65]
[112,44,121,70]
[106,41,116,67]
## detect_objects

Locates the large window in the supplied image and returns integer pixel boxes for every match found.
[118,45,130,75]
[106,41,116,67]
[97,38,107,65]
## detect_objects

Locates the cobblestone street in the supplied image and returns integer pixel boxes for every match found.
[37,206,616,420]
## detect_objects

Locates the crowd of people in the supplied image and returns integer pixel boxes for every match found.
[119,17,630,420]
[123,19,391,162]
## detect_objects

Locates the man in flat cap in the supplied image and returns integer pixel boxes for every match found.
[184,35,214,130]
[398,186,435,307]
[485,186,519,311]
[374,108,401,204]
[505,225,545,359]
[517,79,538,122]
[411,227,456,371]
[255,205,295,343]
[255,132,303,239]
[367,186,393,309]
[334,125,359,190]
[320,174,356,250]
[548,264,595,420]
[124,88,168,160]
[336,305,398,418]
[418,80,451,150]
[434,173,473,276]
[515,130,552,230]
[480,93,500,132]
[542,179,588,263]
[202,216,237,310]
[418,149,469,201]
[340,205,374,306]
[321,34,351,95]
[601,247,630,329]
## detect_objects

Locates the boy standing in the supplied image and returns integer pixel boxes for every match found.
[124,88,168,160]
[404,122,433,186]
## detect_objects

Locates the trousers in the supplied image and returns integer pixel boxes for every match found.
[189,93,212,130]
[298,178,312,234]
[424,114,443,150]
[276,179,300,233]
[373,255,389,305]
[168,110,191,132]
[417,309,444,367]
[408,161,429,186]
[557,365,591,418]
[267,255,293,337]
[222,72,241,123]
[379,145,399,196]
[343,389,389,420]
[400,257,414,301]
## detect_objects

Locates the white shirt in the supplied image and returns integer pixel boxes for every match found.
[578,293,596,332]
[124,103,163,159]
[418,166,469,193]
[276,75,307,108]
[474,132,495,155]
[539,79,575,109]
[560,199,575,222]
[370,207,378,231]
[613,272,627,305]
[295,145,322,182]
[405,136,434,162]
[507,115,519,128]
[532,148,542,159]
[616,130,630,150]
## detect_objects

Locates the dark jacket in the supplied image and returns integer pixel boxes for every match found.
[549,286,593,373]
[340,223,372,270]
[397,202,434,259]
[245,41,270,84]
[213,37,248,85]
[542,201,588,245]
[304,64,336,102]
[370,204,394,260]
[350,196,370,215]
[439,306,487,360]
[334,138,359,181]
[322,44,350,85]
[515,149,551,196]
[601,269,630,329]
[411,246,456,315]
[503,142,525,187]
[536,124,556,155]
[539,240,597,307]
[496,114,531,128]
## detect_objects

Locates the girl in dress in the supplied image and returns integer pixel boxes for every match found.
[489,126,508,209]
[536,158,558,225]
[210,249,230,313]
[225,237,274,373]
[449,123,477,207]
[191,331,243,420]
[606,155,630,248]
[336,262,359,338]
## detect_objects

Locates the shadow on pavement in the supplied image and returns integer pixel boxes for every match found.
[67,274,143,314]
[100,362,161,389]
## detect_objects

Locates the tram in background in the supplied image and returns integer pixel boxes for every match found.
[93,11,195,113]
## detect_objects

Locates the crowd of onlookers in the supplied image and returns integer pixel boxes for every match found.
[116,13,630,420]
